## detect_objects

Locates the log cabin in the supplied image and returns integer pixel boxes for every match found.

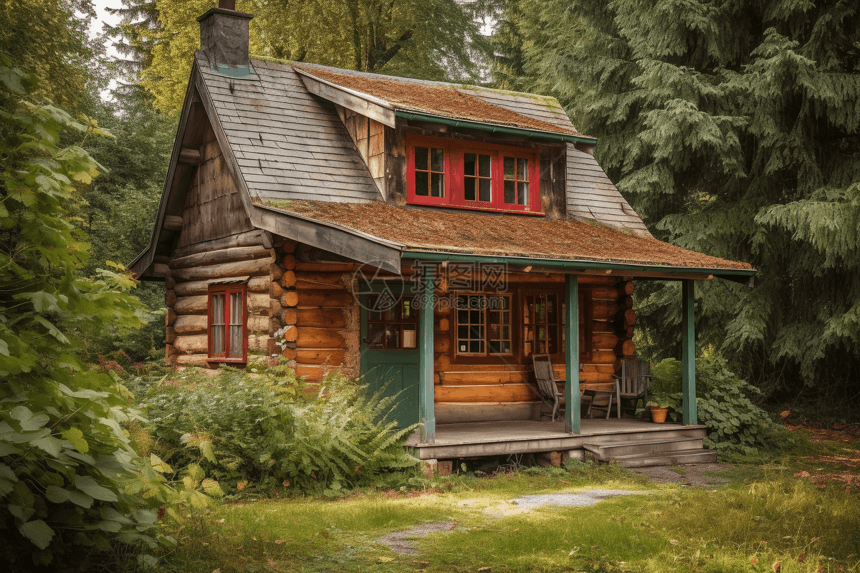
[130,1,756,465]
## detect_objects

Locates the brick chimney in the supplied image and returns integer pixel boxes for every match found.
[197,0,253,70]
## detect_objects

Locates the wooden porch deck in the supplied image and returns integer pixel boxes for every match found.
[407,418,708,460]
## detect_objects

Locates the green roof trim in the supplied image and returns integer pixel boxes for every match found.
[395,111,598,145]
[400,250,756,284]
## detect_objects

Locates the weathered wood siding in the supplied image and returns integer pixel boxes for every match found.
[335,105,386,199]
[177,122,254,248]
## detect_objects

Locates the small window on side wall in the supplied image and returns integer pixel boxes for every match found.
[208,283,247,362]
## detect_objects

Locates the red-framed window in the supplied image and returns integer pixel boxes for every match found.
[406,135,542,214]
[208,283,247,362]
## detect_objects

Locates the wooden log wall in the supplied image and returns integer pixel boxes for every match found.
[268,242,361,381]
[166,230,276,367]
[432,274,637,424]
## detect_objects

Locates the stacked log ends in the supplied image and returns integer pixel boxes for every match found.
[614,280,636,363]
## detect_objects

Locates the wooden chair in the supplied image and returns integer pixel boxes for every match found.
[532,354,617,421]
[612,357,650,417]
[531,354,565,422]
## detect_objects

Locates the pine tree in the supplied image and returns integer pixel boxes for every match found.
[103,0,160,88]
[508,0,860,404]
[489,0,527,91]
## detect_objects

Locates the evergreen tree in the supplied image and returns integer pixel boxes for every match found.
[508,0,860,404]
[103,0,161,90]
[489,0,527,91]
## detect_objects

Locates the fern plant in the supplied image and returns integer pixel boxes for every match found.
[133,363,418,494]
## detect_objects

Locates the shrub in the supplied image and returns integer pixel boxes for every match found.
[0,58,180,569]
[132,362,419,495]
[649,355,791,460]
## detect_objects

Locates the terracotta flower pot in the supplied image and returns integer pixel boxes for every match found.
[650,407,668,423]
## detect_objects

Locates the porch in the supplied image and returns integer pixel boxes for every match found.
[407,417,708,461]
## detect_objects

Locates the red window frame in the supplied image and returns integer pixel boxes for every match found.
[406,134,542,215]
[207,283,248,363]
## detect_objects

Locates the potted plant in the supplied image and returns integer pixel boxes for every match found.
[646,398,670,423]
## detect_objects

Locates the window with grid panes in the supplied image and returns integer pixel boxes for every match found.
[366,295,418,349]
[503,156,530,206]
[413,147,445,198]
[522,290,591,360]
[455,294,512,356]
[406,135,540,213]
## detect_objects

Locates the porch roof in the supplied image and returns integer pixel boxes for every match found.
[260,200,755,277]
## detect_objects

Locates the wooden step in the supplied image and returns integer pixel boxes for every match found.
[583,437,703,460]
[612,448,717,468]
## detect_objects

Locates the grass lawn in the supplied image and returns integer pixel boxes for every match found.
[160,436,860,573]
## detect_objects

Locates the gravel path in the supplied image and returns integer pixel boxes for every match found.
[376,522,456,555]
[510,489,652,511]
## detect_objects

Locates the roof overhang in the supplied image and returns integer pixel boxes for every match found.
[395,111,598,145]
[295,67,396,128]
[399,250,756,285]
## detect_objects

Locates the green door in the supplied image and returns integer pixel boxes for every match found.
[360,284,421,427]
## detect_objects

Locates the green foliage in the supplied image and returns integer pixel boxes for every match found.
[505,0,860,407]
[139,0,491,113]
[76,90,174,363]
[0,0,98,111]
[0,57,183,568]
[649,355,792,460]
[489,0,527,92]
[130,363,419,496]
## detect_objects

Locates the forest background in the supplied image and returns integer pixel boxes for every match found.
[2,0,858,413]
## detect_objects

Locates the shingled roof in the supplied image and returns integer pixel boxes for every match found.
[199,57,381,203]
[197,57,651,235]
[130,8,755,282]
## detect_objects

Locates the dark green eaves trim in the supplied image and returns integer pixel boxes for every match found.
[400,250,757,282]
[395,111,598,145]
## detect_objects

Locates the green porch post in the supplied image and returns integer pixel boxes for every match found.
[419,266,435,442]
[565,274,581,434]
[681,279,697,425]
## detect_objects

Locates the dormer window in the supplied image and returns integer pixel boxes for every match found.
[406,135,541,214]
[464,153,492,203]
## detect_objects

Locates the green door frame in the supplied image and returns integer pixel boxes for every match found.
[565,275,581,434]
[359,280,422,429]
